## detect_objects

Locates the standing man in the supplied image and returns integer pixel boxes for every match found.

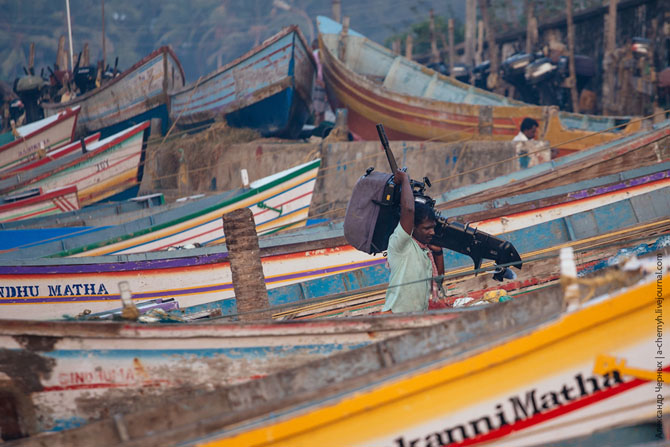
[383,169,445,313]
[513,117,539,141]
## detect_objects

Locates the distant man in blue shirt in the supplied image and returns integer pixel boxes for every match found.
[382,169,445,313]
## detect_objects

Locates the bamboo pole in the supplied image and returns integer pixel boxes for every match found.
[65,0,74,71]
[102,0,106,70]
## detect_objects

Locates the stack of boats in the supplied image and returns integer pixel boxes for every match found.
[1,17,668,447]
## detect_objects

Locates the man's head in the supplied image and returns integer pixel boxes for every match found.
[520,117,539,140]
[413,201,436,244]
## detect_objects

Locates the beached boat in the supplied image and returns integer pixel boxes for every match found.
[0,311,456,436]
[0,122,150,207]
[0,175,667,320]
[7,260,667,446]
[317,16,641,156]
[0,158,320,260]
[170,26,316,138]
[437,119,670,208]
[42,47,185,138]
[0,193,164,233]
[0,132,100,181]
[0,186,80,223]
[0,107,79,172]
[5,114,668,259]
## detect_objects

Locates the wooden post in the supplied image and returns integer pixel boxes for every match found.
[448,18,455,76]
[476,20,484,65]
[405,34,413,60]
[602,0,618,115]
[429,9,440,64]
[392,39,401,55]
[332,0,341,23]
[338,16,349,62]
[478,0,499,91]
[82,42,90,66]
[57,36,67,71]
[465,0,476,67]
[222,208,270,321]
[525,0,533,53]
[565,0,579,112]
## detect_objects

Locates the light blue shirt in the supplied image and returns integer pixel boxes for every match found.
[382,223,432,313]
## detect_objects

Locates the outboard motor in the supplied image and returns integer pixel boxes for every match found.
[426,61,449,76]
[502,52,535,102]
[9,99,24,125]
[448,63,471,84]
[472,60,490,90]
[631,37,651,58]
[14,75,47,123]
[73,65,98,94]
[524,56,561,106]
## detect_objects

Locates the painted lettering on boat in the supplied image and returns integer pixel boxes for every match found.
[95,159,110,172]
[0,283,110,298]
[18,137,51,158]
[393,372,624,447]
[58,367,137,387]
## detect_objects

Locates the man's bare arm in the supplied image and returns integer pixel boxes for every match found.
[395,169,414,235]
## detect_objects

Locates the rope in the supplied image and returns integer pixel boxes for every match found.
[219,225,670,321]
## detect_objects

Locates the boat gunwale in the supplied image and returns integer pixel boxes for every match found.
[169,25,316,99]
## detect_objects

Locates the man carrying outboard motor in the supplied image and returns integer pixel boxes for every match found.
[382,168,446,313]
[343,124,523,313]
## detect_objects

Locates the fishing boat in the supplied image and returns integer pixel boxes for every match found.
[41,47,185,138]
[0,106,79,172]
[437,119,670,208]
[1,176,667,320]
[6,257,667,445]
[0,122,150,207]
[0,186,80,223]
[0,193,164,231]
[0,158,320,260]
[0,132,100,181]
[317,16,641,156]
[0,311,455,436]
[169,26,315,138]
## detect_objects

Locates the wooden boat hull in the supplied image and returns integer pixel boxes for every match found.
[42,47,185,137]
[0,132,101,181]
[0,186,80,223]
[6,122,150,207]
[170,26,315,138]
[317,16,641,155]
[438,121,670,209]
[0,159,320,261]
[190,276,669,447]
[0,107,79,172]
[0,312,455,435]
[10,268,667,445]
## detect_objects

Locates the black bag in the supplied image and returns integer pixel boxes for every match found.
[343,169,400,254]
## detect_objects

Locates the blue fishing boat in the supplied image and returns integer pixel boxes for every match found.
[169,26,316,138]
